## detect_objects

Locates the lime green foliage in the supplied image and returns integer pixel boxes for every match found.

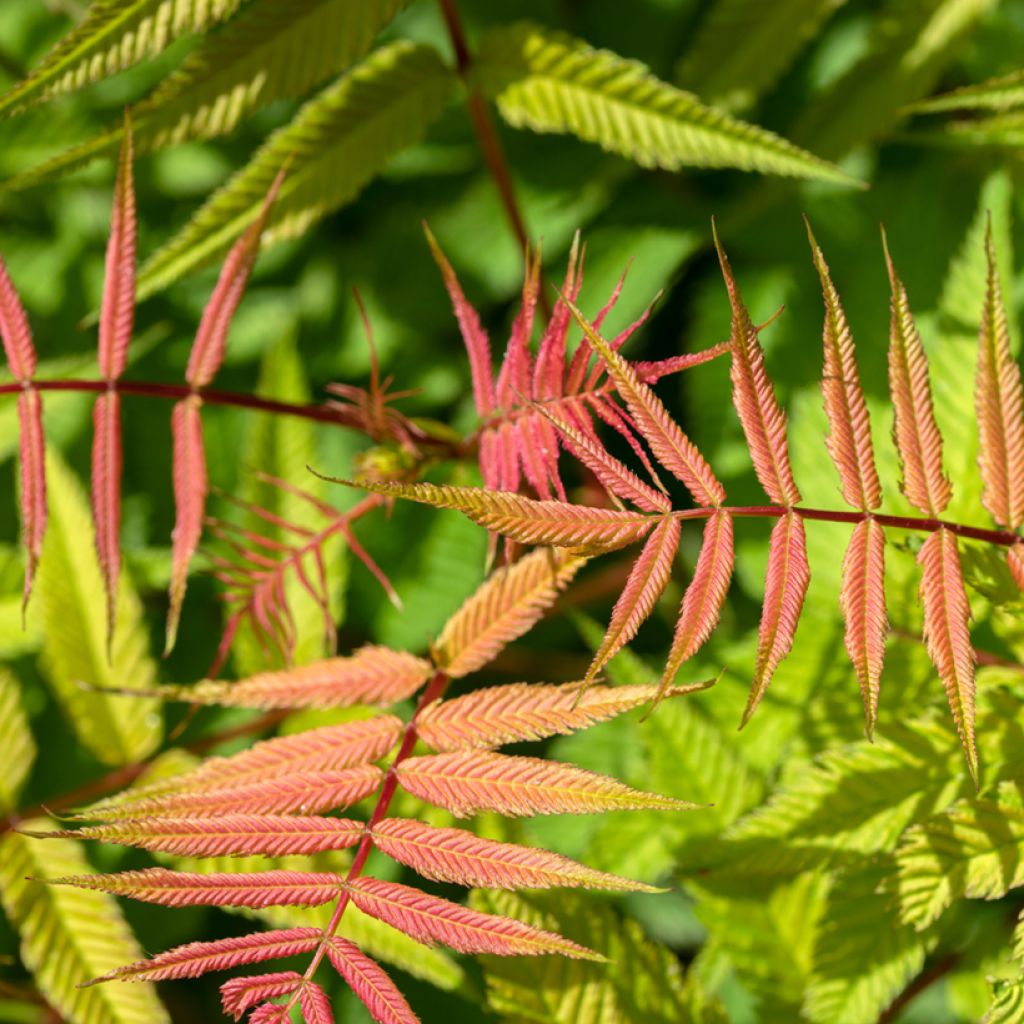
[0,823,169,1024]
[35,452,162,766]
[0,669,35,812]
[476,23,856,186]
[470,890,726,1023]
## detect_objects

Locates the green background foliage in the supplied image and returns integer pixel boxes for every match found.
[1,0,1023,1021]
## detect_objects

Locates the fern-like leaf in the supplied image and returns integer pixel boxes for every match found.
[584,514,681,684]
[37,815,365,858]
[659,509,734,697]
[1009,544,1024,590]
[806,219,881,511]
[341,478,656,553]
[884,231,952,516]
[976,220,1024,529]
[434,547,585,678]
[0,249,36,380]
[325,937,419,1024]
[0,669,35,812]
[475,22,856,185]
[0,0,241,118]
[345,877,602,959]
[371,818,658,893]
[714,224,802,506]
[86,927,324,983]
[917,528,978,782]
[417,678,711,752]
[840,517,888,737]
[908,68,1024,114]
[396,750,697,817]
[742,513,811,726]
[0,822,169,1023]
[137,41,456,297]
[92,391,123,653]
[221,972,302,1021]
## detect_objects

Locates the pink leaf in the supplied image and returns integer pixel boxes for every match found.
[840,517,887,738]
[301,982,335,1024]
[99,123,136,382]
[325,937,420,1024]
[741,513,810,726]
[714,224,801,506]
[884,231,951,517]
[0,250,35,381]
[918,528,977,783]
[221,972,302,1021]
[397,750,697,817]
[371,818,659,892]
[1009,544,1024,591]
[91,390,122,651]
[166,395,207,654]
[17,388,46,610]
[186,169,285,389]
[84,928,323,983]
[659,510,734,697]
[345,877,602,959]
[250,1004,290,1024]
[495,249,539,410]
[54,868,345,908]
[584,514,681,684]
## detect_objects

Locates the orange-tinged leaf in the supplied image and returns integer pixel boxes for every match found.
[806,220,881,511]
[741,512,810,727]
[884,231,951,517]
[85,928,324,984]
[17,387,46,610]
[325,937,420,1024]
[917,528,978,783]
[563,297,725,506]
[342,478,657,554]
[658,510,733,698]
[186,169,284,389]
[417,678,713,752]
[91,390,122,652]
[35,816,365,858]
[584,514,681,684]
[345,877,602,959]
[0,250,36,382]
[99,124,136,382]
[166,395,206,653]
[1009,544,1024,591]
[146,648,432,709]
[371,818,659,892]
[713,224,801,506]
[53,868,344,908]
[396,750,698,817]
[435,547,585,678]
[840,517,888,738]
[221,972,302,1021]
[976,221,1024,529]
[79,765,383,819]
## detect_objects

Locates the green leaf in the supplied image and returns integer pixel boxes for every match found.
[0,822,169,1024]
[675,0,847,112]
[474,22,858,186]
[470,889,724,1023]
[894,794,1024,930]
[985,976,1024,1023]
[791,0,996,159]
[0,669,35,812]
[908,67,1024,114]
[4,0,411,192]
[34,452,162,766]
[0,0,242,118]
[804,857,936,1024]
[136,40,457,298]
[931,111,1024,149]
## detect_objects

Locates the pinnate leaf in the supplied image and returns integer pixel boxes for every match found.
[371,818,658,892]
[397,750,697,817]
[1009,545,1024,591]
[0,669,35,812]
[99,126,136,382]
[325,936,420,1024]
[908,68,1024,114]
[221,972,302,1021]
[301,982,335,1024]
[435,547,585,678]
[17,387,46,608]
[92,390,123,651]
[715,225,801,505]
[345,478,656,554]
[885,233,952,516]
[0,248,36,380]
[417,678,712,752]
[345,877,602,959]
[742,513,810,726]
[918,528,977,781]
